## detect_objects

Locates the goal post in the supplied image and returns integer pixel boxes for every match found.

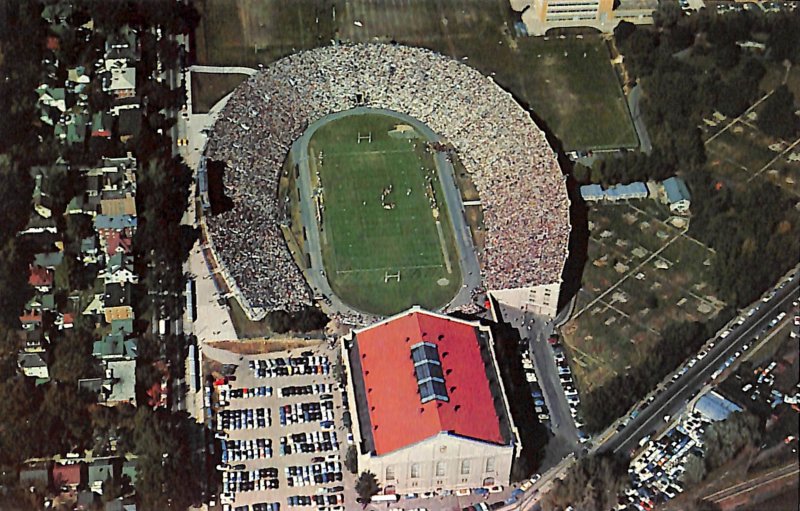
[384,271,400,283]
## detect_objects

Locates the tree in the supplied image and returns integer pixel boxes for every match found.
[757,85,798,140]
[702,411,762,471]
[344,445,358,474]
[132,409,203,510]
[355,471,380,503]
[614,21,636,45]
[544,454,628,511]
[49,328,99,384]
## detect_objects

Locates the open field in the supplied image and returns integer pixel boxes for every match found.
[561,202,724,391]
[194,0,637,151]
[308,113,461,315]
[190,72,249,113]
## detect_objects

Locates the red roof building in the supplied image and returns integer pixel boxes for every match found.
[52,463,83,488]
[105,231,132,256]
[344,308,517,493]
[28,265,53,289]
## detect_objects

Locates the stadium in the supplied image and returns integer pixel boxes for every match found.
[202,43,571,325]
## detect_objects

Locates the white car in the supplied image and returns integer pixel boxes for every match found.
[697,350,708,360]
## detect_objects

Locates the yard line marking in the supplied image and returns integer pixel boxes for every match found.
[324,148,416,157]
[335,263,444,274]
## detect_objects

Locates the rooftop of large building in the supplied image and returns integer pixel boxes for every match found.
[348,308,512,456]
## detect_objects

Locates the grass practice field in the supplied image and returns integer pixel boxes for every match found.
[194,0,637,151]
[307,113,462,315]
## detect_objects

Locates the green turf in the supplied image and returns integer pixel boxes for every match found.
[308,113,462,315]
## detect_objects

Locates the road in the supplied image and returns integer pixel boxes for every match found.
[597,272,799,456]
[497,304,582,467]
[627,85,652,154]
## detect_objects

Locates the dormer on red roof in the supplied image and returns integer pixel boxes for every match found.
[52,463,83,487]
[29,265,53,288]
[351,308,507,456]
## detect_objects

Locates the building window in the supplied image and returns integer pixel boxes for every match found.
[385,466,395,481]
[436,461,446,477]
[485,457,496,473]
[460,459,471,475]
[410,463,421,479]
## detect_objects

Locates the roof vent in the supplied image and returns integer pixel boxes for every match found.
[442,351,449,358]
[420,407,425,413]
[446,368,453,375]
[405,337,410,343]
[362,353,366,359]
[365,370,369,375]
[368,388,372,393]
[454,405,461,412]
[450,386,456,393]
[371,406,375,411]
[438,334,444,341]
[374,425,379,430]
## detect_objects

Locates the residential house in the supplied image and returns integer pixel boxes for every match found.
[19,311,43,331]
[106,359,137,406]
[93,333,126,360]
[94,215,137,239]
[33,251,64,269]
[102,59,136,99]
[81,236,100,264]
[18,352,49,380]
[105,231,133,256]
[103,282,134,323]
[662,176,691,215]
[29,265,54,292]
[88,460,116,493]
[101,194,136,217]
[105,26,140,61]
[605,182,649,201]
[19,464,50,490]
[55,312,75,330]
[52,462,84,489]
[91,111,113,138]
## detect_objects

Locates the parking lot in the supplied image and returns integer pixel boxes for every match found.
[210,343,354,510]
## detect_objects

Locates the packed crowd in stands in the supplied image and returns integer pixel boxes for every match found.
[204,43,570,317]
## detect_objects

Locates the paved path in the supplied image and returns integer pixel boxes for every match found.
[628,85,652,154]
[291,107,482,321]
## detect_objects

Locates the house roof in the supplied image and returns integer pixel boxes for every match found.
[111,318,134,334]
[101,196,136,217]
[94,334,125,358]
[34,251,64,268]
[29,265,53,287]
[52,463,83,486]
[663,176,690,204]
[94,214,137,231]
[88,461,114,484]
[18,352,47,368]
[106,232,133,256]
[580,184,604,200]
[351,309,506,456]
[107,359,136,404]
[20,465,50,486]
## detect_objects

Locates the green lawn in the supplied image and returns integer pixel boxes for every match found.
[308,113,461,315]
[195,0,637,151]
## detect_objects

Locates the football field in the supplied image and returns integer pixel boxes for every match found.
[308,113,462,315]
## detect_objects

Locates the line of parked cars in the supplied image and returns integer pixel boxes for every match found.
[286,494,343,508]
[221,438,273,462]
[280,383,333,397]
[225,503,280,511]
[223,468,280,494]
[285,461,343,487]
[250,354,331,378]
[550,339,589,443]
[280,431,339,455]
[227,386,273,400]
[279,399,334,426]
[218,408,271,430]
